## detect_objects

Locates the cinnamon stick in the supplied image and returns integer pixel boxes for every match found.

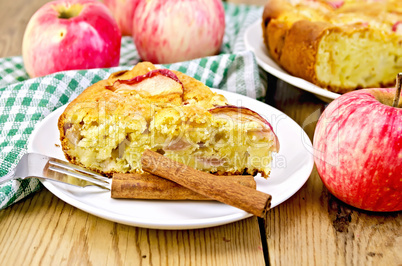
[393,73,402,107]
[141,150,272,217]
[111,172,256,200]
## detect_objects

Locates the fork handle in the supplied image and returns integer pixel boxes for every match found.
[0,168,17,185]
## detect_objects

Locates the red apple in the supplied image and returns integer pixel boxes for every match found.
[101,0,140,36]
[132,0,225,64]
[22,0,121,78]
[313,88,402,212]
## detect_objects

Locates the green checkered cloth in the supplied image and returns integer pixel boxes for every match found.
[0,3,265,209]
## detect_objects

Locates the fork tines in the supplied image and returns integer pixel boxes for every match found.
[48,158,111,190]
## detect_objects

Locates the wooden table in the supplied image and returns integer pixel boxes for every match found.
[0,0,400,265]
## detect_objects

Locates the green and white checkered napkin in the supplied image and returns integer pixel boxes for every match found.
[0,3,265,209]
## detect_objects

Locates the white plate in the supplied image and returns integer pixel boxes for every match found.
[244,19,341,102]
[27,89,314,230]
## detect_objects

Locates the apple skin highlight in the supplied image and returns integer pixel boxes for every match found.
[313,88,402,212]
[22,0,121,78]
[132,0,225,64]
[102,0,140,36]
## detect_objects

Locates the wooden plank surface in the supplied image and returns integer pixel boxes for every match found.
[0,0,401,265]
[0,189,265,266]
[0,0,46,57]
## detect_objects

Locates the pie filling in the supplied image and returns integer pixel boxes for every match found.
[63,104,278,177]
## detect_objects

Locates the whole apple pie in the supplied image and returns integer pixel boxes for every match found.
[58,62,279,177]
[262,0,402,93]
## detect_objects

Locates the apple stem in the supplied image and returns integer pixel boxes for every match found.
[393,73,402,108]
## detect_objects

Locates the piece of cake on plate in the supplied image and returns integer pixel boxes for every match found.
[58,62,279,178]
[262,0,402,93]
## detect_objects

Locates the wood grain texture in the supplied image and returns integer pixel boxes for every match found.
[0,189,265,266]
[0,0,51,57]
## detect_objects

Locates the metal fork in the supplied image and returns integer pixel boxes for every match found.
[0,153,111,190]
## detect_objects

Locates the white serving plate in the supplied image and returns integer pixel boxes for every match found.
[28,89,314,230]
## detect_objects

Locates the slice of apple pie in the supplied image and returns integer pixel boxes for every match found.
[58,62,279,177]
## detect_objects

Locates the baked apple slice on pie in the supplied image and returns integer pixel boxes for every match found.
[58,62,279,177]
